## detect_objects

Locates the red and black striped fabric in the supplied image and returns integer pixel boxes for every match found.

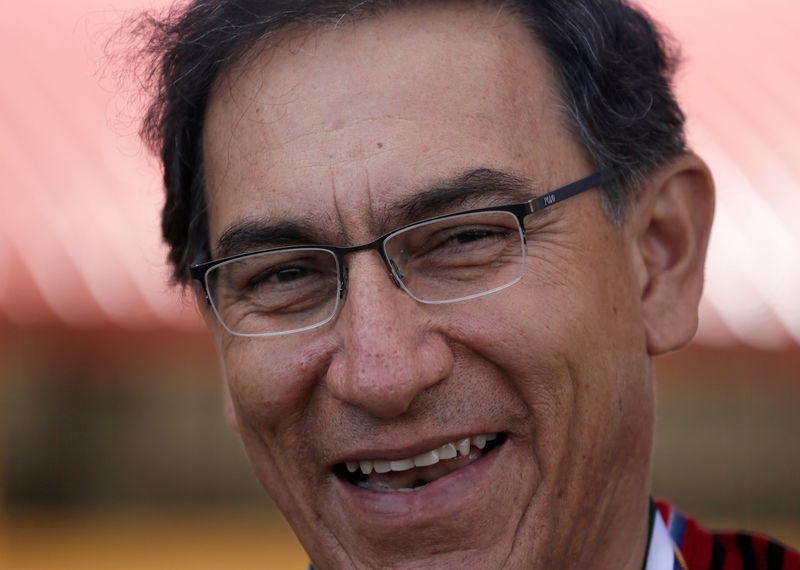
[656,500,800,570]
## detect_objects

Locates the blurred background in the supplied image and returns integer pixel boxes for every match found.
[1,0,798,568]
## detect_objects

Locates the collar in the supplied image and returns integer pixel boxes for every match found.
[644,502,689,570]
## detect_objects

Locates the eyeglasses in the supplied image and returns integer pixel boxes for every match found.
[191,171,609,336]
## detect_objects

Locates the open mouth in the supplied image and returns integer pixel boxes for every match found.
[333,433,507,492]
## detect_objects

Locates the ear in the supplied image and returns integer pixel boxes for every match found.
[631,153,715,356]
[192,284,243,434]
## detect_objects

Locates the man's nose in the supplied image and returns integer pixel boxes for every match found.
[325,252,454,419]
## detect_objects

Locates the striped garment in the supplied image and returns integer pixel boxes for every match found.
[656,500,800,570]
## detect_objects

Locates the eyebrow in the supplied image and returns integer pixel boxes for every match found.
[388,168,535,225]
[215,220,327,259]
[214,168,538,259]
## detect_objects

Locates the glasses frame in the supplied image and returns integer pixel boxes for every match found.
[190,171,611,336]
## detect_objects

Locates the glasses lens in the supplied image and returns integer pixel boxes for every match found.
[205,248,340,336]
[384,210,525,303]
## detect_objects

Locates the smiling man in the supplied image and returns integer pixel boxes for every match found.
[136,1,798,568]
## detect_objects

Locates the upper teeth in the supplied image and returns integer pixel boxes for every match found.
[345,433,498,475]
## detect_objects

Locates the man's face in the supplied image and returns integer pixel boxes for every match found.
[202,4,655,567]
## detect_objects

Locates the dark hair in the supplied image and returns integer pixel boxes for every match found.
[135,0,686,284]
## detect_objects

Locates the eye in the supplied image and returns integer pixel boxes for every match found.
[443,228,503,246]
[270,266,308,283]
[424,226,509,256]
[247,263,312,290]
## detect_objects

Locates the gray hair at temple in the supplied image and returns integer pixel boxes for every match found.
[134,0,686,284]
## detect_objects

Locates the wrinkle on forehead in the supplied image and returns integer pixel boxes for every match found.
[208,2,560,139]
[203,1,587,251]
[328,162,377,245]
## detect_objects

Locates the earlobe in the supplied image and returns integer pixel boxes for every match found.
[635,153,715,356]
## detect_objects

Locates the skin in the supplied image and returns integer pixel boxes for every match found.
[199,3,714,568]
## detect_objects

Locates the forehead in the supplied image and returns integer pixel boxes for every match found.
[202,3,588,247]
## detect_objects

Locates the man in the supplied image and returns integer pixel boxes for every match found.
[136,0,800,567]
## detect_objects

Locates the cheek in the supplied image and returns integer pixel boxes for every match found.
[440,291,576,440]
[440,234,649,443]
[219,335,331,434]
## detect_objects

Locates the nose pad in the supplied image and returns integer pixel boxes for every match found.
[341,255,403,300]
[389,259,404,286]
[340,266,348,298]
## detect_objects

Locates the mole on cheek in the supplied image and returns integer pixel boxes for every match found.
[376,142,383,149]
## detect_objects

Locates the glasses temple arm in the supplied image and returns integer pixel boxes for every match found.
[528,170,615,212]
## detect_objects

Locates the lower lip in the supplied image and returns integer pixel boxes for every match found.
[334,438,505,522]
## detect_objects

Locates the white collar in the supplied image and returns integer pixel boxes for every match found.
[645,506,678,570]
